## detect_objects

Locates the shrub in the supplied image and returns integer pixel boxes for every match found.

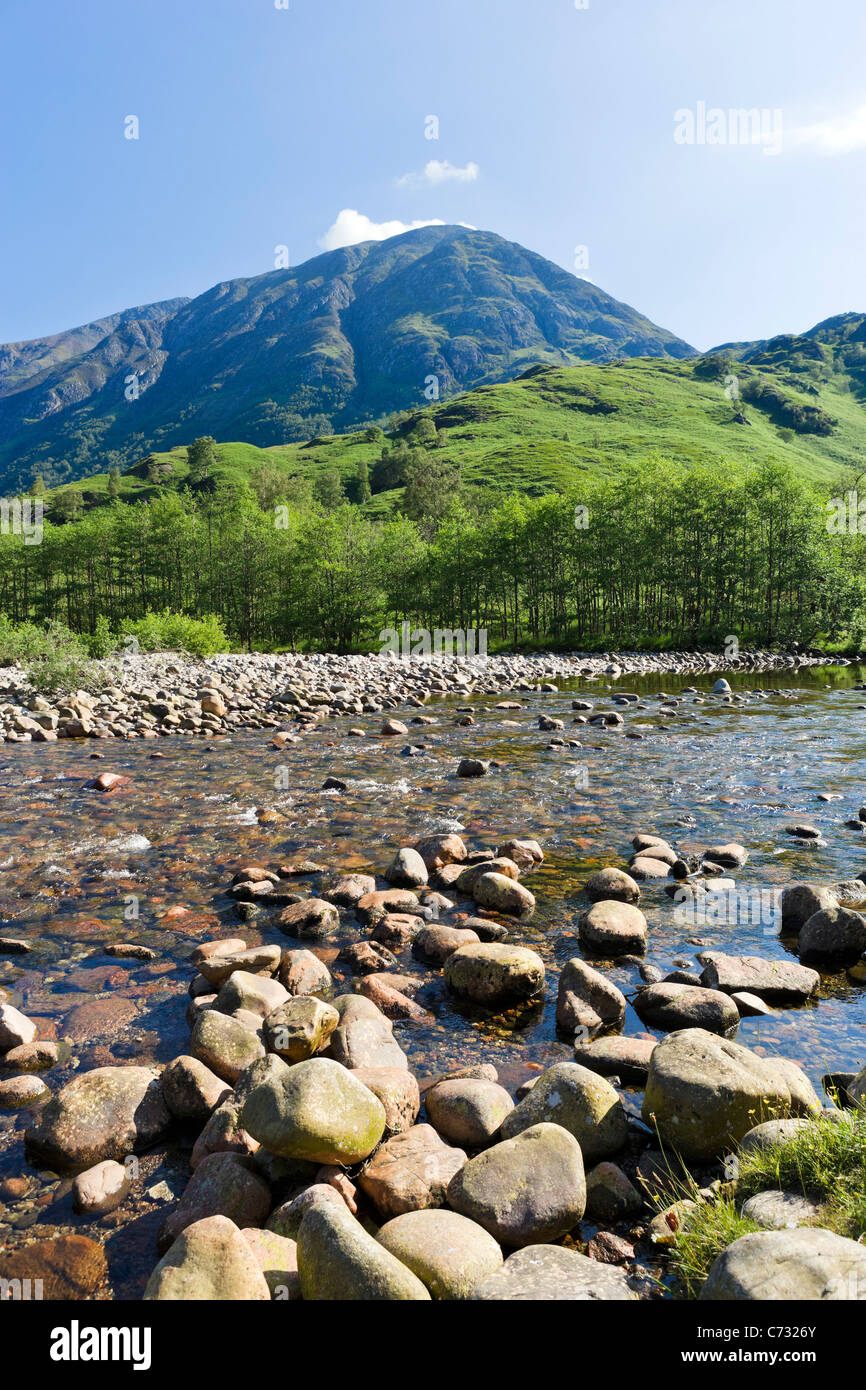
[120,609,229,657]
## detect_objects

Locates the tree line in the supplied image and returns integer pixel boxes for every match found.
[0,456,863,654]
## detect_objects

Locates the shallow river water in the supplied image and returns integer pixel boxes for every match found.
[2,662,866,1295]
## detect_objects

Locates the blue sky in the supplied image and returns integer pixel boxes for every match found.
[1,0,864,350]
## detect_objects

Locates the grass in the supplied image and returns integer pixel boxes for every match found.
[665,1112,866,1298]
[41,353,866,518]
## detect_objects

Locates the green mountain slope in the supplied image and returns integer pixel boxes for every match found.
[0,226,694,494]
[51,340,866,519]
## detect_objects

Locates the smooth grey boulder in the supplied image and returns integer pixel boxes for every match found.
[241,1056,385,1164]
[144,1215,271,1300]
[642,1029,821,1161]
[633,982,740,1036]
[471,1243,636,1300]
[700,1228,866,1300]
[447,1122,585,1247]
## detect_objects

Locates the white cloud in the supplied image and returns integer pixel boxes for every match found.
[790,105,866,155]
[318,209,473,252]
[396,160,480,188]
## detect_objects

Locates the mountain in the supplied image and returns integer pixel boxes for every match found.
[59,342,866,523]
[0,226,694,492]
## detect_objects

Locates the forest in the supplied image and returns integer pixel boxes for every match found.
[0,455,862,655]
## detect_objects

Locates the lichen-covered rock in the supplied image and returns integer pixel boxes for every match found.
[376,1209,503,1299]
[501,1062,627,1164]
[263,996,339,1063]
[144,1215,271,1300]
[700,1228,866,1300]
[242,1228,300,1298]
[189,1009,265,1084]
[447,1122,585,1247]
[643,1029,821,1161]
[297,1202,431,1300]
[572,1035,656,1083]
[278,898,340,940]
[471,872,535,918]
[196,945,281,989]
[444,943,544,1005]
[25,1065,170,1171]
[241,1056,385,1164]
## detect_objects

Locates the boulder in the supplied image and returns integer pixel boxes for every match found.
[444,943,544,1006]
[144,1215,271,1300]
[700,1228,866,1300]
[779,883,838,932]
[196,945,281,989]
[471,1244,635,1300]
[446,1122,585,1247]
[214,970,289,1019]
[0,1004,37,1052]
[297,1201,430,1300]
[350,1067,420,1133]
[278,949,332,996]
[556,957,626,1032]
[425,1078,514,1147]
[572,1035,656,1083]
[72,1160,130,1216]
[385,847,429,889]
[161,1055,231,1121]
[633,982,740,1035]
[413,924,480,964]
[699,951,819,1004]
[799,907,866,962]
[579,901,647,956]
[584,868,640,904]
[25,1066,170,1171]
[241,1056,385,1164]
[501,1062,627,1164]
[585,1162,644,1223]
[190,1009,265,1085]
[263,996,339,1062]
[376,1209,503,1299]
[359,1124,466,1218]
[471,872,535,918]
[278,898,340,940]
[642,1029,821,1161]
[158,1151,272,1250]
[414,834,467,870]
[243,1228,300,1299]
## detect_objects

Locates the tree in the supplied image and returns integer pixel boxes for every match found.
[313,467,344,511]
[401,451,462,537]
[51,486,84,522]
[355,458,371,505]
[29,476,45,497]
[187,436,218,482]
[108,467,121,499]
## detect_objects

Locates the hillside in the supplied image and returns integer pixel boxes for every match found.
[0,226,694,495]
[47,339,866,521]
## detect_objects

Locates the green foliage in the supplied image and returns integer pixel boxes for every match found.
[740,375,837,435]
[187,436,217,482]
[120,609,229,657]
[1,456,864,654]
[668,1113,866,1297]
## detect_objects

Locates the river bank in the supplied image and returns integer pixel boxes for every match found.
[0,646,847,743]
